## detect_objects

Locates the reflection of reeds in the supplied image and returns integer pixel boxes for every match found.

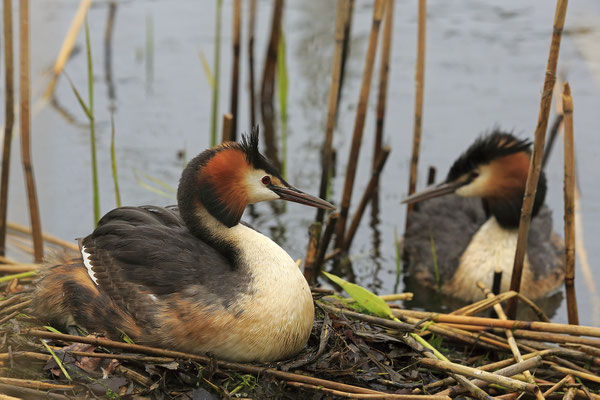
[260,0,284,170]
[334,0,385,249]
[247,0,257,128]
[342,147,390,251]
[210,0,223,146]
[229,0,241,140]
[506,0,569,319]
[277,33,288,180]
[405,0,426,226]
[0,0,16,257]
[19,0,44,262]
[562,82,578,325]
[110,113,121,208]
[316,0,350,225]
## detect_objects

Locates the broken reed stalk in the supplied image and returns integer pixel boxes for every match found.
[247,0,257,128]
[343,147,391,250]
[334,0,386,249]
[303,222,322,285]
[562,82,578,325]
[392,308,600,337]
[221,113,233,143]
[43,0,92,99]
[25,330,397,397]
[419,358,538,394]
[0,0,15,257]
[285,382,450,400]
[260,0,284,170]
[478,282,543,400]
[541,114,564,169]
[316,0,351,224]
[435,356,542,397]
[405,0,426,227]
[506,0,569,319]
[210,0,223,147]
[229,0,241,140]
[372,0,394,170]
[314,212,339,273]
[19,0,43,263]
[427,166,436,185]
[6,221,78,251]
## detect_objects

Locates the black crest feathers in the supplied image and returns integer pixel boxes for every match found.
[447,130,531,182]
[239,126,286,183]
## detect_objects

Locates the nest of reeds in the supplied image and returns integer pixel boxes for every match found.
[1,278,599,399]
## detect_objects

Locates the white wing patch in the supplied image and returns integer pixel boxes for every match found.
[81,246,99,285]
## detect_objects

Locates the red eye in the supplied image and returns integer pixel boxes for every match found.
[261,175,271,185]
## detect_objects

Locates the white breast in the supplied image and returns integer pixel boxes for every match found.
[443,217,531,301]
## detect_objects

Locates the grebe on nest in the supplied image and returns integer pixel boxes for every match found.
[32,130,334,362]
[403,131,564,302]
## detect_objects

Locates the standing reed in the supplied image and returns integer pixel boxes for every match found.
[337,0,355,107]
[85,20,100,225]
[405,0,426,228]
[0,0,15,257]
[562,82,578,325]
[229,0,241,140]
[316,0,351,225]
[210,0,223,147]
[334,0,386,249]
[260,0,284,170]
[506,0,569,319]
[303,222,322,285]
[110,113,121,208]
[247,0,257,128]
[19,0,44,262]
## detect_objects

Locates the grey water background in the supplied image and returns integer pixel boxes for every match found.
[2,0,599,326]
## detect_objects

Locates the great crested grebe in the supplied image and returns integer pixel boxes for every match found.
[32,130,335,362]
[402,131,564,302]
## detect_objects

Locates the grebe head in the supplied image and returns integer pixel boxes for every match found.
[178,128,335,230]
[403,131,547,228]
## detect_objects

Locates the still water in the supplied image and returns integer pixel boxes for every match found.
[1,0,599,325]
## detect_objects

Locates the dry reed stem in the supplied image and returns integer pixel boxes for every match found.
[420,358,539,394]
[303,222,322,285]
[44,0,92,99]
[434,356,542,397]
[316,0,351,224]
[0,264,39,273]
[260,0,284,169]
[25,330,394,396]
[334,0,386,248]
[405,0,427,224]
[229,0,241,140]
[563,376,577,400]
[392,309,600,337]
[247,0,257,128]
[320,303,414,332]
[542,375,571,397]
[337,0,355,105]
[488,327,600,348]
[0,0,15,257]
[478,282,544,400]
[286,381,450,400]
[343,147,391,250]
[7,221,78,251]
[221,113,233,143]
[314,212,339,274]
[0,384,71,400]
[507,0,569,319]
[401,334,493,400]
[550,365,600,384]
[562,82,578,325]
[0,311,20,325]
[19,0,44,263]
[372,0,394,170]
[0,351,51,362]
[0,377,74,391]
